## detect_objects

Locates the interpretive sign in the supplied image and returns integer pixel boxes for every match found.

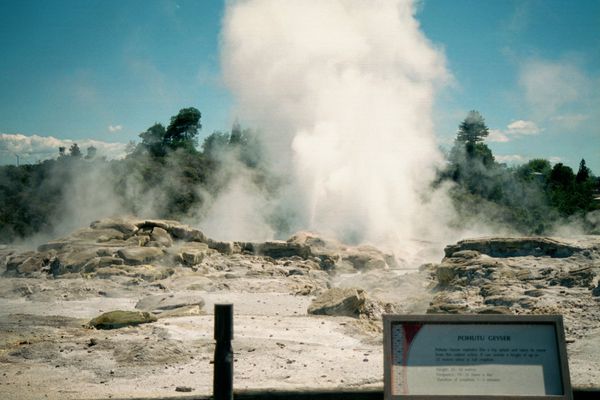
[383,314,572,400]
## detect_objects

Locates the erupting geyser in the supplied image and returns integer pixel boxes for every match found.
[215,0,456,261]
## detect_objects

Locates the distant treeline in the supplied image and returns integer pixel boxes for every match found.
[0,107,272,242]
[438,110,599,234]
[0,107,598,242]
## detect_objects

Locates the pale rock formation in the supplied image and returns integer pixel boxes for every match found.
[308,287,366,317]
[427,236,600,341]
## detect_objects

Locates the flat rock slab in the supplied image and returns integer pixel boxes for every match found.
[88,310,157,329]
[444,237,584,258]
[135,294,205,314]
[116,247,165,265]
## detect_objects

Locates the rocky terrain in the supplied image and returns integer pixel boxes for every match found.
[424,236,600,388]
[0,217,598,398]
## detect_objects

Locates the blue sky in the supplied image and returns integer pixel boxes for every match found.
[0,0,598,172]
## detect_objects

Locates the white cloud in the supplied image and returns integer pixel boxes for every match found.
[488,120,542,142]
[550,114,588,130]
[519,58,589,119]
[488,129,510,143]
[108,124,123,133]
[548,156,562,164]
[495,154,525,164]
[0,133,127,165]
[495,154,562,166]
[506,119,541,135]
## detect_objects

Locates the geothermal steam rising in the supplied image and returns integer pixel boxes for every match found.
[216,0,456,260]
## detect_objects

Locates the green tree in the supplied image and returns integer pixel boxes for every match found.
[69,143,82,158]
[515,158,551,181]
[202,131,230,159]
[457,110,489,145]
[549,163,574,188]
[576,158,590,183]
[139,123,167,157]
[163,107,201,152]
[547,163,578,215]
[446,111,495,184]
[527,158,552,174]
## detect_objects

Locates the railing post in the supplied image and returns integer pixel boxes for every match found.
[214,304,233,400]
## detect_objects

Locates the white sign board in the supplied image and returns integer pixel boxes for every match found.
[384,315,572,400]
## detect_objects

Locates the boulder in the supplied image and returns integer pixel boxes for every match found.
[117,247,165,265]
[82,256,124,272]
[206,239,235,255]
[256,241,312,259]
[175,242,210,266]
[343,250,387,270]
[93,264,173,281]
[37,241,69,252]
[316,254,338,271]
[150,227,173,247]
[308,287,366,318]
[71,227,127,242]
[94,266,129,279]
[135,219,174,231]
[125,235,151,247]
[287,232,329,248]
[56,248,102,274]
[4,252,46,275]
[135,293,205,314]
[444,237,583,258]
[165,223,206,242]
[87,310,157,329]
[90,218,138,235]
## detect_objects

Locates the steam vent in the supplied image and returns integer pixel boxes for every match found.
[0,216,599,398]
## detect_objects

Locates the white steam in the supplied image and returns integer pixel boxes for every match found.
[217,0,455,262]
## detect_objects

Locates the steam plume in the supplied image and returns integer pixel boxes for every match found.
[218,0,454,261]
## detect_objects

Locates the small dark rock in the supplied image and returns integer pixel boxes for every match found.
[476,306,512,314]
[524,289,545,297]
[175,386,193,392]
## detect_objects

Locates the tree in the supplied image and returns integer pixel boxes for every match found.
[58,147,66,157]
[139,123,166,157]
[576,159,590,183]
[527,158,552,174]
[229,122,244,146]
[549,163,574,188]
[446,111,495,183]
[202,131,230,159]
[69,143,82,158]
[515,158,551,182]
[163,107,201,151]
[85,146,97,160]
[457,110,489,145]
